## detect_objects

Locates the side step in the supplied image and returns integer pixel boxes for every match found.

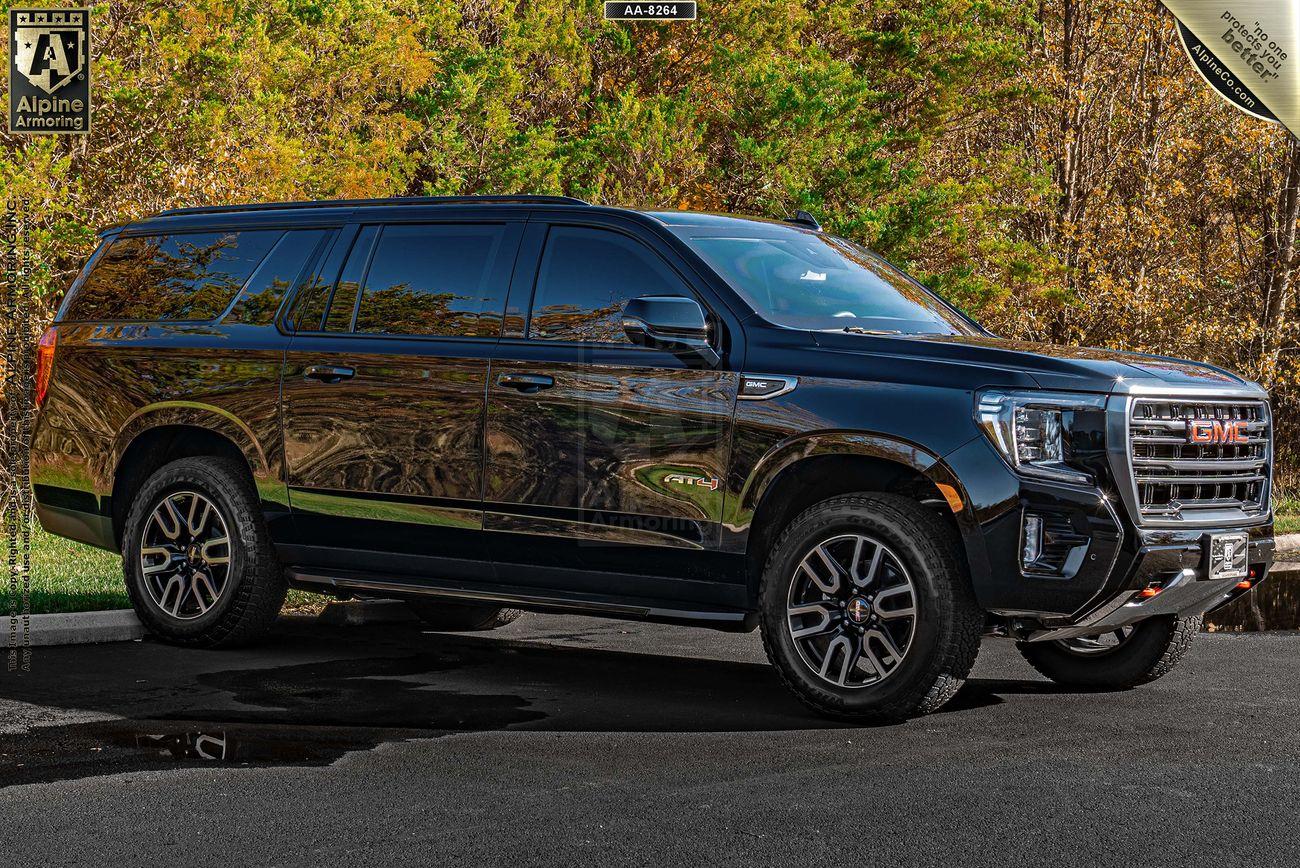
[286,568,758,633]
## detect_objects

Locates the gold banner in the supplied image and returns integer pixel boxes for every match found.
[1165,0,1298,131]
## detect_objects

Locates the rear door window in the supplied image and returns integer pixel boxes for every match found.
[351,223,507,337]
[324,226,379,332]
[287,226,356,333]
[66,230,280,322]
[527,226,692,343]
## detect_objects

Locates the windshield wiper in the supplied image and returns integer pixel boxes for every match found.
[842,326,903,335]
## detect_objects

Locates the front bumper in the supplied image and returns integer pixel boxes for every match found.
[939,434,1275,628]
[1027,527,1274,641]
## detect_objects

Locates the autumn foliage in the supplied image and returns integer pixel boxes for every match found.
[1,0,1296,465]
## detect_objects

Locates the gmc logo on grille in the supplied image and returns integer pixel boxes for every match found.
[1186,419,1250,444]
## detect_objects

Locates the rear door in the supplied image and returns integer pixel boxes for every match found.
[483,214,743,605]
[279,213,523,575]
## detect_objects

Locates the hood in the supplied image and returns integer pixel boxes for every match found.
[809,331,1263,396]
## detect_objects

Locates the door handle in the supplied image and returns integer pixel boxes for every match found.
[497,372,554,393]
[303,364,355,383]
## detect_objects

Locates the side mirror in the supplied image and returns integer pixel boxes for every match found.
[622,296,720,366]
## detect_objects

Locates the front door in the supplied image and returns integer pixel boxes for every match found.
[280,217,523,575]
[483,219,742,605]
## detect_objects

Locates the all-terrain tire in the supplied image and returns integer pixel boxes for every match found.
[1016,615,1200,689]
[759,493,983,723]
[122,456,286,648]
[406,599,524,632]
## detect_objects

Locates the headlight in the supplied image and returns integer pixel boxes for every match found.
[975,389,1107,484]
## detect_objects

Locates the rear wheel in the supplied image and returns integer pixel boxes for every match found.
[1016,615,1200,689]
[759,493,983,722]
[122,456,286,647]
[406,599,524,632]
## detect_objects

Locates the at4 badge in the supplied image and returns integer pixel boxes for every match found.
[8,8,91,134]
[664,472,720,491]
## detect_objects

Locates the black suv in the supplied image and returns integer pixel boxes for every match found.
[32,195,1276,721]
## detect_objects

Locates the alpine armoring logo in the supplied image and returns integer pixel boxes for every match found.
[8,8,91,134]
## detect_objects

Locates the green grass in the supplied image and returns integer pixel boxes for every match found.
[1276,475,1299,535]
[6,523,328,616]
[1276,511,1299,535]
[26,525,130,613]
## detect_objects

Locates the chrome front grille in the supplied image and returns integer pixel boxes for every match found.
[1127,398,1269,523]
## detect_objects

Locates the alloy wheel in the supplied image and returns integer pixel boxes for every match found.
[138,490,233,620]
[785,533,918,688]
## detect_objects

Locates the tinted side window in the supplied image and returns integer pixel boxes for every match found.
[289,227,355,333]
[325,226,379,332]
[67,230,280,321]
[353,223,505,337]
[529,226,691,343]
[224,229,327,326]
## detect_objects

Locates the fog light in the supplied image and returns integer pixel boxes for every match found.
[1022,514,1043,568]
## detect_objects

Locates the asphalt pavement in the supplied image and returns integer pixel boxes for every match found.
[0,613,1296,867]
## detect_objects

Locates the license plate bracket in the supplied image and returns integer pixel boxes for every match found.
[1206,532,1249,581]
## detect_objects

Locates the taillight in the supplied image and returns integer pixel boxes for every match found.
[35,327,57,409]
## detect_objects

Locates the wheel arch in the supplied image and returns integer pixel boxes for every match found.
[109,403,266,547]
[739,432,976,597]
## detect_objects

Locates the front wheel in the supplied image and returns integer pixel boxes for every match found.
[759,493,984,723]
[1016,615,1201,689]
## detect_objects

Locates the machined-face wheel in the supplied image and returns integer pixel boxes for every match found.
[785,532,919,689]
[1053,626,1136,657]
[138,490,233,621]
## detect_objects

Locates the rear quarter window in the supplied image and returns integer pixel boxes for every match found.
[65,230,280,322]
[223,229,328,326]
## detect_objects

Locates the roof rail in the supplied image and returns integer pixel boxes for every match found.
[156,195,591,218]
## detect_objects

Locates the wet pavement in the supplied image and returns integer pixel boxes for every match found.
[0,614,1297,866]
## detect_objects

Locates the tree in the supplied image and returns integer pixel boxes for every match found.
[1,0,1295,465]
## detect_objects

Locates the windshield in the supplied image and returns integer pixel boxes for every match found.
[681,228,980,336]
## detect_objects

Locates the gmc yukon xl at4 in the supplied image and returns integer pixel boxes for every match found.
[31,196,1276,721]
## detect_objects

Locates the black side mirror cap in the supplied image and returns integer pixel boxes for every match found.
[622,296,720,366]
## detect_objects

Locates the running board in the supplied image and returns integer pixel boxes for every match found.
[285,568,758,633]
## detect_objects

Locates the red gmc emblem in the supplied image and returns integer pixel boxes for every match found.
[1186,419,1250,445]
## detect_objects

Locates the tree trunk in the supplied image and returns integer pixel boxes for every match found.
[1260,133,1300,386]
